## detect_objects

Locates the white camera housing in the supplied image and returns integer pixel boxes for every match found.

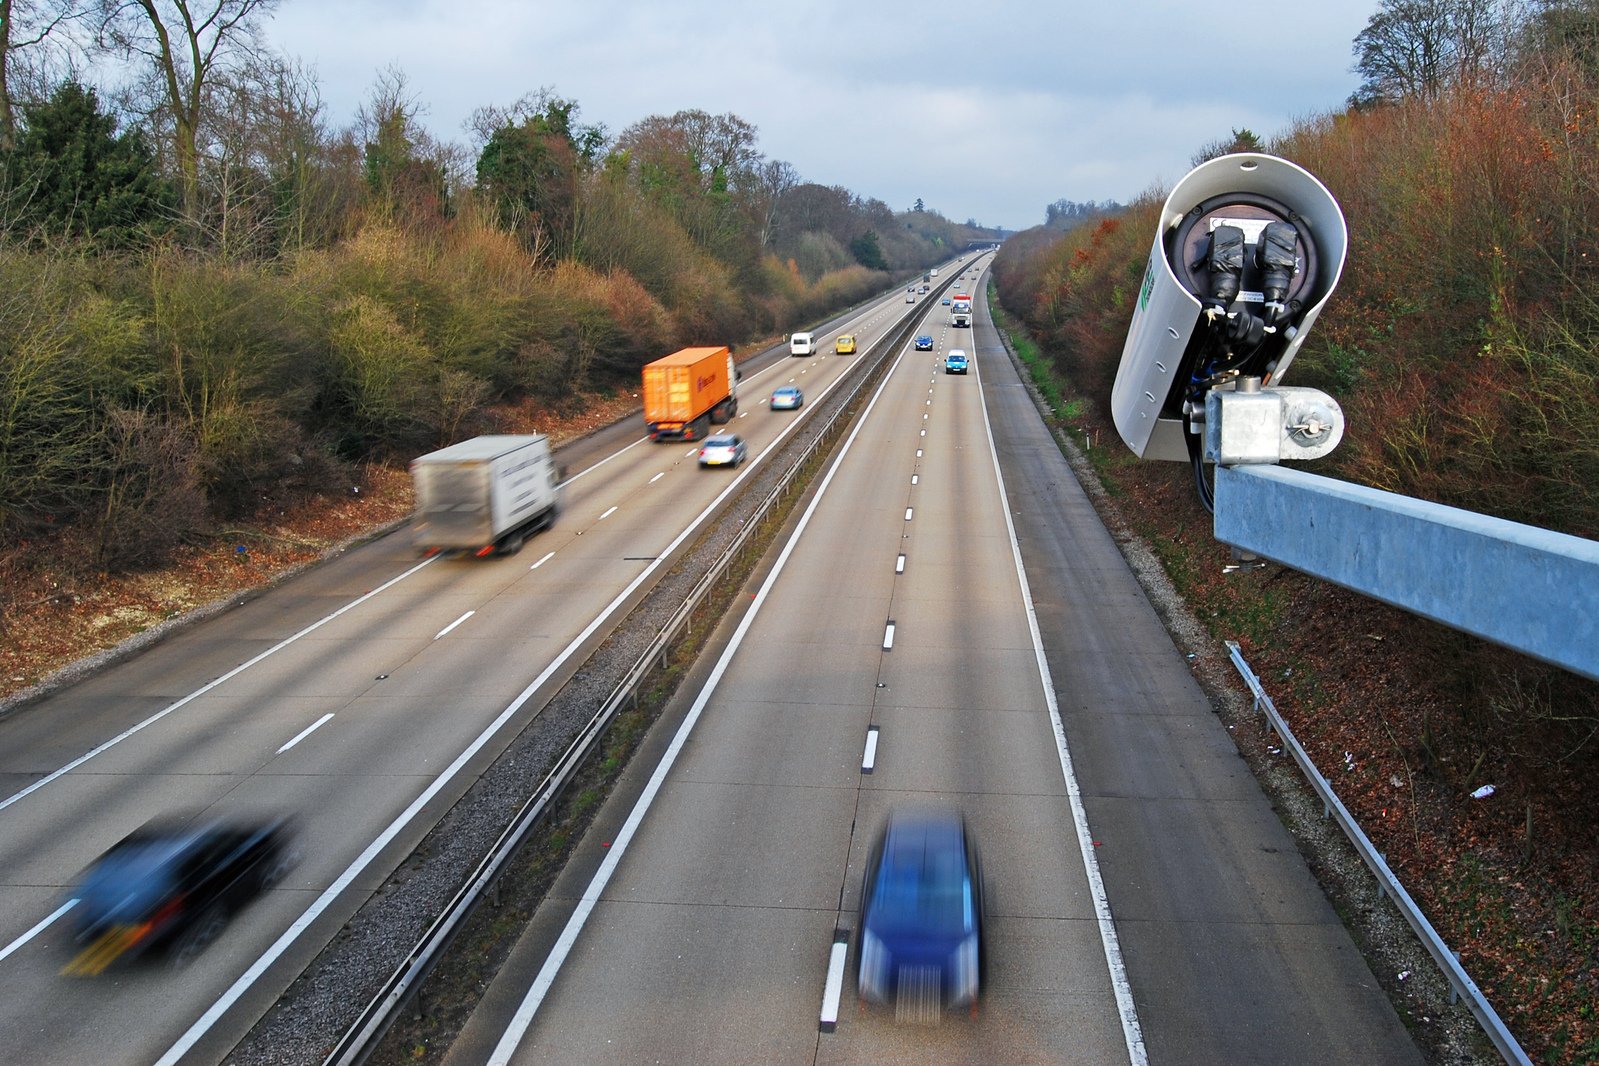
[1111,153,1347,461]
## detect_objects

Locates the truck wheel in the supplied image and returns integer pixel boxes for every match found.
[498,532,525,556]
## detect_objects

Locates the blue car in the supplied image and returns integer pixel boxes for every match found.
[914,335,934,351]
[770,385,804,410]
[944,349,969,374]
[857,808,985,1019]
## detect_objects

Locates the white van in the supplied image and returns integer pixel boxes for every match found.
[789,332,816,356]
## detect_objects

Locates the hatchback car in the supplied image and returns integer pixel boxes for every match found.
[940,297,952,306]
[857,808,984,1019]
[914,335,934,351]
[65,814,298,974]
[698,433,747,467]
[770,386,804,410]
[944,349,969,374]
[835,334,857,355]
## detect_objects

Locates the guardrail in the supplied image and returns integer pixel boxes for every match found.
[1225,640,1530,1066]
[325,295,924,1066]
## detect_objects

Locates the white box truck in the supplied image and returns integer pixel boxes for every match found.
[410,435,561,557]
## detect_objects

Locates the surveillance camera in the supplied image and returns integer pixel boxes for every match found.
[1110,153,1347,461]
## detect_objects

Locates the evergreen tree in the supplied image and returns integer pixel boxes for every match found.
[2,80,171,247]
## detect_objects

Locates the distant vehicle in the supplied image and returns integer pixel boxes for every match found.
[835,334,857,355]
[857,808,984,1018]
[65,814,299,975]
[930,268,939,277]
[914,335,934,351]
[698,433,747,467]
[642,345,739,440]
[770,386,804,410]
[944,350,969,374]
[789,332,816,357]
[411,435,561,557]
[920,284,930,293]
[941,297,952,306]
[905,292,916,303]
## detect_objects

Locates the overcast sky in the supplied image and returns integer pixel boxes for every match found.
[263,1,1379,232]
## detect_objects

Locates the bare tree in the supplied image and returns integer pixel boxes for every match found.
[1353,0,1511,104]
[1,0,89,149]
[97,0,278,235]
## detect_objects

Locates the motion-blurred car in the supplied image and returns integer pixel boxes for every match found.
[65,814,299,974]
[913,335,934,351]
[857,808,985,1019]
[835,334,857,355]
[770,386,804,410]
[944,350,969,374]
[940,297,952,306]
[697,433,747,467]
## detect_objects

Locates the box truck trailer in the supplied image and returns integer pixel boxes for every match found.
[643,346,738,440]
[410,435,561,557]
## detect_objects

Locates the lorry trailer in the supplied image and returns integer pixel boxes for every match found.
[643,346,739,440]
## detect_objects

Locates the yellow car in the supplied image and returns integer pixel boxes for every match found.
[835,334,857,355]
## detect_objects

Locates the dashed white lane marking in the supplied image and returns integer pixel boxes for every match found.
[435,611,474,640]
[599,506,618,520]
[896,554,906,574]
[0,899,77,964]
[530,551,555,570]
[819,939,849,1033]
[276,713,335,754]
[649,472,665,484]
[911,475,918,485]
[904,508,914,521]
[883,622,896,650]
[862,727,880,773]
[916,449,923,457]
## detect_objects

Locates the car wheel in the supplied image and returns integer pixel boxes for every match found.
[258,844,303,891]
[169,904,228,969]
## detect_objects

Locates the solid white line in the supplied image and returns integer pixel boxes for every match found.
[276,713,335,754]
[530,552,555,570]
[973,339,1147,1065]
[599,506,618,520]
[435,611,474,640]
[0,899,76,964]
[0,557,438,815]
[819,940,849,1031]
[649,472,665,484]
[485,339,918,1066]
[862,728,880,773]
[883,623,896,650]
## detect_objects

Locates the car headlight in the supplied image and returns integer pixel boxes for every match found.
[859,930,890,1001]
[951,933,979,1003]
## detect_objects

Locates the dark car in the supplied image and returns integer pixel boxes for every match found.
[914,335,934,351]
[857,808,985,1020]
[697,433,747,467]
[65,814,298,974]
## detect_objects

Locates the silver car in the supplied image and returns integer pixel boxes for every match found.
[698,434,747,467]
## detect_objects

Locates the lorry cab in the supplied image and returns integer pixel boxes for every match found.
[789,332,816,356]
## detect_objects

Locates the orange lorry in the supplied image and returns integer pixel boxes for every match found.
[642,346,739,441]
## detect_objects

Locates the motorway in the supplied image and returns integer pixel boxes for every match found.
[0,254,1425,1065]
[0,277,928,1064]
[446,258,1426,1065]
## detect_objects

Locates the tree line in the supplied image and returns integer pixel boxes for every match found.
[0,1,999,571]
